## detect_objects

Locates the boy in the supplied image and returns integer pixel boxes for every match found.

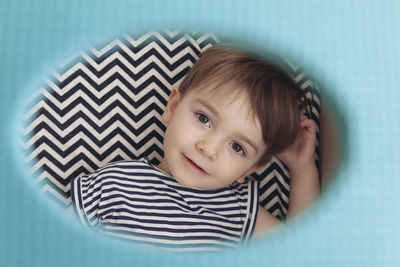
[71,46,319,251]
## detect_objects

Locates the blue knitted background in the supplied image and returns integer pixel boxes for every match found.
[1,0,399,266]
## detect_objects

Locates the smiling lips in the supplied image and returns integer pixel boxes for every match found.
[183,154,207,174]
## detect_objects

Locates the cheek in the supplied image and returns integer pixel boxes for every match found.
[175,114,201,139]
[165,117,193,147]
[219,152,245,170]
[220,151,259,175]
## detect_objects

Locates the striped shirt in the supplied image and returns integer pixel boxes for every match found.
[70,158,259,251]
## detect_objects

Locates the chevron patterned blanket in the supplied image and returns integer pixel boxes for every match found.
[22,30,320,221]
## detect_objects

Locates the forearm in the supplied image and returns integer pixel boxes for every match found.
[287,164,320,218]
[253,164,320,234]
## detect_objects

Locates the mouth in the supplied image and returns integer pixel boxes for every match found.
[183,154,207,174]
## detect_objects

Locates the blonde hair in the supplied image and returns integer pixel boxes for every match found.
[179,45,307,165]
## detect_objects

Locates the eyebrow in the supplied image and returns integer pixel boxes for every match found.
[195,99,219,117]
[195,99,259,153]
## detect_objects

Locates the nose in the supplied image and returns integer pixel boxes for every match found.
[195,140,218,161]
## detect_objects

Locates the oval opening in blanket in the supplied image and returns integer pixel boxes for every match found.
[20,30,345,252]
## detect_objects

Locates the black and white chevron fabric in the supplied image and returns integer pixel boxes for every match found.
[21,30,320,220]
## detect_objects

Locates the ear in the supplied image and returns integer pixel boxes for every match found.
[236,164,261,183]
[162,87,181,123]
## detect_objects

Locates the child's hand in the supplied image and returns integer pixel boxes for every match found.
[277,116,317,172]
[278,117,320,218]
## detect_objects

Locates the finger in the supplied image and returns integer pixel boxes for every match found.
[300,120,317,138]
[300,115,308,121]
[300,119,315,130]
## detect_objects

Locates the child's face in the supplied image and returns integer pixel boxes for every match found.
[158,84,267,190]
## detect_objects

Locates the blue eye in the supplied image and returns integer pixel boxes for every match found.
[197,113,211,127]
[231,142,245,156]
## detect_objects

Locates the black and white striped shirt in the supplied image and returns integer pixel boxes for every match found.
[71,158,259,251]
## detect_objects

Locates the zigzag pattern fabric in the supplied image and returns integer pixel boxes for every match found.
[21,30,320,220]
